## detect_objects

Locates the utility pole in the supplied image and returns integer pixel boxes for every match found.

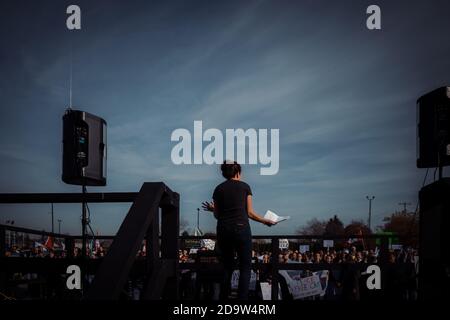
[57,219,62,234]
[398,202,412,213]
[366,196,375,230]
[50,203,54,233]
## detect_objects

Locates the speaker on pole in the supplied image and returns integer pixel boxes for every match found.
[62,109,107,186]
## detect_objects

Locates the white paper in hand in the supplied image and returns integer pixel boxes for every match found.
[264,210,290,223]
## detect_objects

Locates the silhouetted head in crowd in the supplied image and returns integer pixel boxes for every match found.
[388,252,396,263]
[314,253,322,263]
[221,160,241,180]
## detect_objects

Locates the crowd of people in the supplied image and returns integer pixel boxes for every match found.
[179,245,418,265]
[4,236,419,300]
[178,244,419,300]
[5,245,65,258]
[4,243,109,259]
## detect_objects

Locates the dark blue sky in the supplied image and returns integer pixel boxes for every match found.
[1,0,449,235]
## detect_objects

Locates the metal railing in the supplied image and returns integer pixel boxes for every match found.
[0,186,418,300]
[1,226,415,300]
[0,182,180,300]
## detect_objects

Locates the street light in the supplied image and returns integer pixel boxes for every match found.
[195,208,203,236]
[57,219,62,234]
[366,196,375,230]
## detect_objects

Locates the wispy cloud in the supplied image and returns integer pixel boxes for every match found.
[1,0,449,234]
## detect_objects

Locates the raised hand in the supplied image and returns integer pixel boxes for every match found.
[201,201,214,212]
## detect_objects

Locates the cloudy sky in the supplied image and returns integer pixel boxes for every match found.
[0,0,449,236]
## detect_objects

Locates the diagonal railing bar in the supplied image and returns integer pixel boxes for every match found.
[85,182,179,300]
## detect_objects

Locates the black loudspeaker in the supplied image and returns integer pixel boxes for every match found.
[418,178,450,300]
[62,109,107,186]
[417,86,450,168]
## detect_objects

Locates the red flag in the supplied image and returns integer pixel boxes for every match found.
[44,236,54,250]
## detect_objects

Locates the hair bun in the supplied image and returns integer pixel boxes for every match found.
[220,161,241,179]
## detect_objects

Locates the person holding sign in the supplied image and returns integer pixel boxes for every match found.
[202,160,276,300]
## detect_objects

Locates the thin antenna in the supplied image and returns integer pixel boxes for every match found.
[69,41,73,109]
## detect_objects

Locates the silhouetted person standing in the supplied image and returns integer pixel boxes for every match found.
[203,161,275,300]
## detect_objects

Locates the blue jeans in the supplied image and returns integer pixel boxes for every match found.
[217,222,252,300]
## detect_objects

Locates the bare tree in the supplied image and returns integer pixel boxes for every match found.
[324,215,345,236]
[345,219,372,236]
[296,218,327,235]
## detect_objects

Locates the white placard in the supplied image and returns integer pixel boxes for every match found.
[299,245,310,253]
[323,240,334,248]
[279,239,289,249]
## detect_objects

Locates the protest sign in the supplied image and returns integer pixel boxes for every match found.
[279,270,325,299]
[200,239,215,250]
[299,245,310,253]
[323,240,334,248]
[279,239,289,249]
